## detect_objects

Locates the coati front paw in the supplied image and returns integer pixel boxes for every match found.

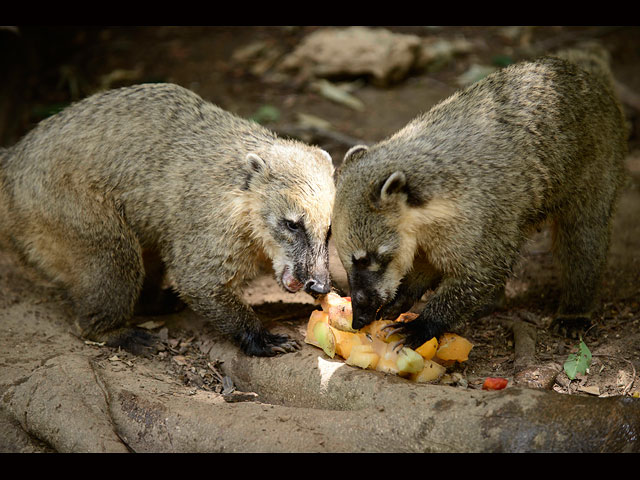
[550,314,592,339]
[75,315,159,355]
[95,327,159,356]
[382,316,443,351]
[237,328,301,357]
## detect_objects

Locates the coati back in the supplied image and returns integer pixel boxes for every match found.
[0,83,336,356]
[332,51,627,349]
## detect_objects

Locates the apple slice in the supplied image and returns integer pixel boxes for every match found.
[396,347,425,374]
[319,292,356,332]
[313,320,336,358]
[304,310,330,347]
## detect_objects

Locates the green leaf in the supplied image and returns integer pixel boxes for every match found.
[492,54,513,67]
[250,104,280,124]
[563,340,592,380]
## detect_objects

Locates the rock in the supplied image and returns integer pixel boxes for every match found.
[279,26,422,86]
[279,27,476,86]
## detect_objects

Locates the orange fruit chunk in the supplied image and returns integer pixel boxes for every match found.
[435,333,473,362]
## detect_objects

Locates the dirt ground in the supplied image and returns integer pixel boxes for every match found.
[1,26,639,452]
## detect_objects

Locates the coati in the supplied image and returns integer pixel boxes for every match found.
[0,83,336,356]
[332,48,627,350]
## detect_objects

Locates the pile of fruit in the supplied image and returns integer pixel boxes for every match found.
[304,293,473,383]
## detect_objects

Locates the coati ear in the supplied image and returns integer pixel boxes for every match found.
[243,153,269,189]
[320,149,333,165]
[379,171,407,203]
[319,149,335,175]
[246,153,267,174]
[342,145,368,166]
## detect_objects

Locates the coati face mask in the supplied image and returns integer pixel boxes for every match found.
[243,146,335,299]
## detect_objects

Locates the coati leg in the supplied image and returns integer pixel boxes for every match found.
[135,249,185,316]
[550,198,614,338]
[164,250,300,356]
[17,189,153,353]
[172,284,300,356]
[378,266,441,320]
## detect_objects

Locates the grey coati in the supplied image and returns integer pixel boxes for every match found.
[332,47,627,349]
[0,83,335,356]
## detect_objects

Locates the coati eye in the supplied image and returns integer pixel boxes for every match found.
[352,253,370,269]
[285,219,301,232]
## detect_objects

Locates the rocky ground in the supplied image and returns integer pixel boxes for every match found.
[0,26,639,452]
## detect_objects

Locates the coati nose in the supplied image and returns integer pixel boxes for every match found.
[304,279,330,295]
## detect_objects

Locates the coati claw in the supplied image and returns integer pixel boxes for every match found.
[389,338,406,353]
[382,322,411,349]
[240,329,302,357]
[381,318,433,350]
[381,323,404,338]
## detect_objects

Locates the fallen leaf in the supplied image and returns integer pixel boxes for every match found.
[172,355,188,366]
[137,320,165,330]
[578,385,600,396]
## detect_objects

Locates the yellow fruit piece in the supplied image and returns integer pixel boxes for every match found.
[313,320,336,358]
[375,347,400,375]
[346,344,379,369]
[415,337,438,360]
[333,327,361,359]
[396,347,425,374]
[409,359,447,383]
[435,333,473,362]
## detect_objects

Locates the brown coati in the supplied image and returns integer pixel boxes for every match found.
[0,83,335,356]
[332,48,627,349]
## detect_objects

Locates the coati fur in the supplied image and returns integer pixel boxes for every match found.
[332,47,628,349]
[0,83,335,356]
